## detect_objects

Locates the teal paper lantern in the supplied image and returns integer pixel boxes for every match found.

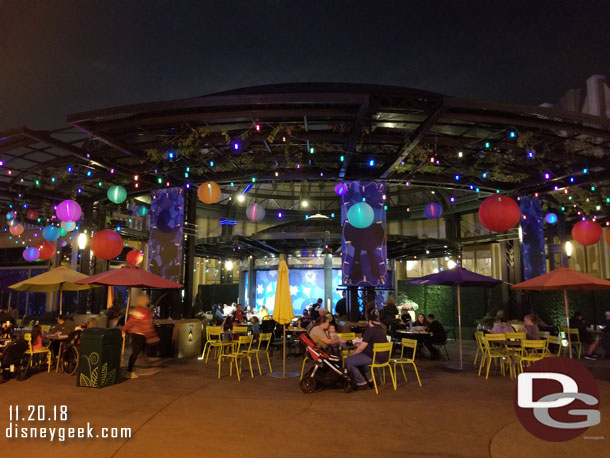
[107,185,127,204]
[136,205,148,217]
[61,221,76,232]
[42,225,61,241]
[347,202,375,229]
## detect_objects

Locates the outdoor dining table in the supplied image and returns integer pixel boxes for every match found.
[46,334,69,373]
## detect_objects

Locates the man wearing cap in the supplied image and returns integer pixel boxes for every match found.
[344,307,388,390]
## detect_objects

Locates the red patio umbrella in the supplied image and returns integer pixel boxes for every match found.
[76,266,183,356]
[512,267,610,358]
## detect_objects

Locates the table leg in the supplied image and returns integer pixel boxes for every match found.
[55,342,64,374]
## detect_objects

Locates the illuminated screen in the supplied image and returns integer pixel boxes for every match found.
[255,269,342,314]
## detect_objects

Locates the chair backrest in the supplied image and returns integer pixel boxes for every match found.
[206,326,222,340]
[484,333,505,352]
[400,338,417,359]
[566,328,580,341]
[546,335,562,356]
[521,339,547,355]
[23,332,34,352]
[236,335,253,353]
[505,332,526,341]
[233,326,248,335]
[337,332,356,341]
[474,331,485,349]
[40,325,51,333]
[257,332,272,351]
[371,342,393,365]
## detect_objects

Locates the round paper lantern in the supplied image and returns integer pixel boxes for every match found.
[544,213,558,224]
[59,240,67,248]
[9,224,24,236]
[90,229,124,260]
[478,195,521,232]
[26,209,39,221]
[126,249,144,266]
[334,182,348,196]
[37,240,55,260]
[42,225,61,241]
[571,220,602,246]
[7,217,19,227]
[61,221,76,232]
[23,247,39,262]
[136,205,148,217]
[56,200,82,222]
[5,211,15,220]
[246,203,265,222]
[424,202,443,220]
[107,185,127,204]
[198,181,221,204]
[347,202,375,229]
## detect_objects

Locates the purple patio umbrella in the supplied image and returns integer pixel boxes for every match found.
[408,266,502,370]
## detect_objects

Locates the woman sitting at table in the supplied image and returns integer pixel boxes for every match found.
[234,304,247,324]
[414,313,428,328]
[308,316,345,351]
[490,317,515,334]
[31,324,45,351]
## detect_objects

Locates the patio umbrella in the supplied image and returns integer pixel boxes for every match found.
[270,259,296,378]
[409,266,502,370]
[512,267,610,358]
[9,266,98,315]
[76,265,183,356]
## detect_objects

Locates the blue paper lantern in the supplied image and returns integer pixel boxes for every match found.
[136,205,148,217]
[334,182,348,196]
[424,202,443,219]
[347,202,375,229]
[42,225,61,241]
[545,213,558,224]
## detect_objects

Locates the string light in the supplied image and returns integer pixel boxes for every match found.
[458,151,463,158]
[369,159,375,167]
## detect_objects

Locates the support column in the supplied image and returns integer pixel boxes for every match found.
[347,286,360,322]
[247,256,256,310]
[183,186,197,318]
[324,253,333,312]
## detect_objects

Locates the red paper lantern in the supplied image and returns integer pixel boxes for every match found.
[571,220,602,246]
[26,209,39,221]
[90,230,124,260]
[478,195,521,232]
[126,249,144,266]
[37,240,55,260]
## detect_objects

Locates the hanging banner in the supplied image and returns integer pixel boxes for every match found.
[341,181,387,287]
[148,187,184,283]
[519,195,547,280]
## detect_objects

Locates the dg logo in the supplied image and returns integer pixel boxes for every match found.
[514,357,600,441]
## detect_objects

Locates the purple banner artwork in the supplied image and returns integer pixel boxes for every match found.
[148,187,184,283]
[341,181,387,287]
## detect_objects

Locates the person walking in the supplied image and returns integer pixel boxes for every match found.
[122,294,159,379]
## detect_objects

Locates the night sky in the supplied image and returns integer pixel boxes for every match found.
[1,0,608,130]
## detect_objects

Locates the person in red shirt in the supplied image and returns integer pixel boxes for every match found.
[234,304,246,324]
[31,324,45,350]
[122,294,158,379]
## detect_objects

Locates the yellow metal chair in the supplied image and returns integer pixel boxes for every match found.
[218,335,254,381]
[248,332,273,375]
[15,319,23,328]
[337,332,356,363]
[482,334,511,380]
[546,335,563,357]
[201,326,232,362]
[473,331,485,366]
[300,356,310,380]
[40,325,51,333]
[368,342,396,394]
[515,340,547,374]
[561,328,582,359]
[539,331,550,339]
[392,338,422,387]
[24,333,52,373]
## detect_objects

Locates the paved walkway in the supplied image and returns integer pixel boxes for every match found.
[1,341,608,458]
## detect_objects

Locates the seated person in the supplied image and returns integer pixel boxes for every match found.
[297,310,312,329]
[319,309,335,327]
[381,296,399,331]
[424,314,447,360]
[523,314,540,340]
[234,304,246,324]
[50,315,76,335]
[585,310,610,360]
[308,316,344,350]
[250,316,261,340]
[400,307,412,326]
[30,324,45,351]
[490,317,515,334]
[414,313,428,329]
[344,308,388,390]
[222,314,235,333]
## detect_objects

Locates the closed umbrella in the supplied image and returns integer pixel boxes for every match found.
[512,267,610,358]
[9,266,98,315]
[271,260,296,377]
[76,265,183,356]
[409,266,502,370]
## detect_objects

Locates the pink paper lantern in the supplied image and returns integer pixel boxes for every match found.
[9,224,24,236]
[56,200,82,222]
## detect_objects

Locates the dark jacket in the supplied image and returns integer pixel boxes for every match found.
[335,298,347,316]
[428,320,447,343]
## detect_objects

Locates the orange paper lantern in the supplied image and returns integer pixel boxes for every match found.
[197,181,221,204]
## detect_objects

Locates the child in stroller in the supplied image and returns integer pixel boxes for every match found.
[299,333,353,393]
[0,338,28,382]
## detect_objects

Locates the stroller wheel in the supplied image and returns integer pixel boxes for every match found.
[62,347,79,375]
[343,379,353,393]
[299,376,317,394]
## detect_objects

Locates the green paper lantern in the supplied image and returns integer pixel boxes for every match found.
[347,202,375,229]
[107,185,127,204]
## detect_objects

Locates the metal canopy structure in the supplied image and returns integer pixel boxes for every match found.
[1,83,609,222]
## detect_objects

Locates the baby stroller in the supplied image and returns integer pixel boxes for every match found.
[0,338,28,382]
[60,329,83,375]
[299,333,353,393]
